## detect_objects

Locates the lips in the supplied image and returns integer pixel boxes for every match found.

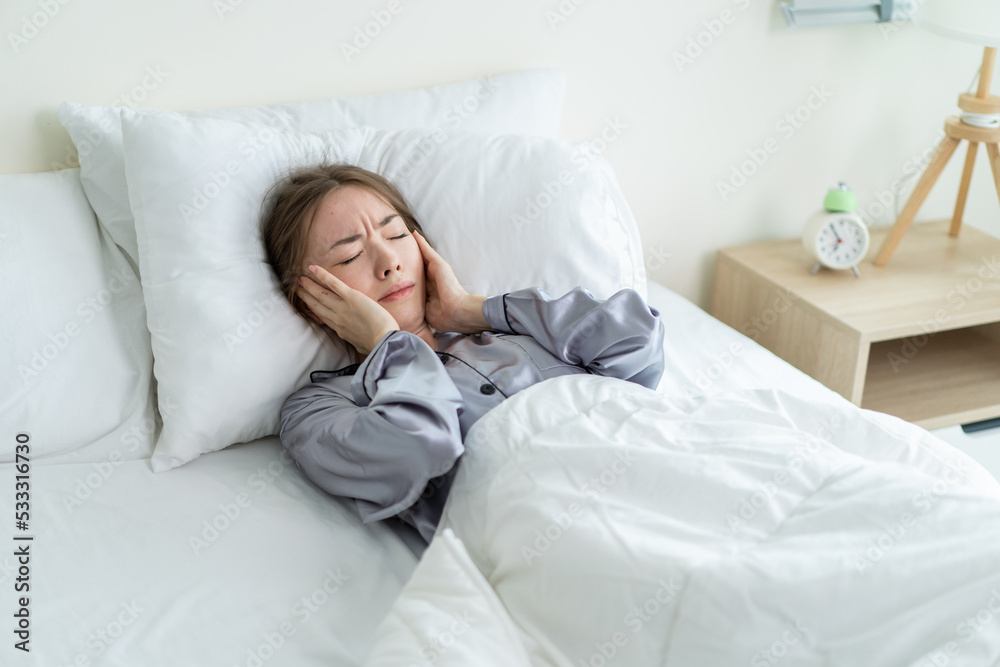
[379,281,415,301]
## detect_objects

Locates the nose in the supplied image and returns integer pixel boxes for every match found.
[373,236,402,278]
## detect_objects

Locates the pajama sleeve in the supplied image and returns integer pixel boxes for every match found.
[481,286,666,390]
[278,329,465,524]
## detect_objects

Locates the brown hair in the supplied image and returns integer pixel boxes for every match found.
[259,163,429,365]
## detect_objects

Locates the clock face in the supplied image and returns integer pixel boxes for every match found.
[814,217,869,269]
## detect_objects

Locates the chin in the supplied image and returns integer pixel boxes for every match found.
[383,301,416,323]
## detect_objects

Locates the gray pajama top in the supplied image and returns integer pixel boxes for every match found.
[278,286,666,544]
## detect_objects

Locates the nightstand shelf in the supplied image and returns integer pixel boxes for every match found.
[864,326,1000,428]
[711,220,1000,429]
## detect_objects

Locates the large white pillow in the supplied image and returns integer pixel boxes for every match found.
[120,108,646,472]
[0,169,157,464]
[363,528,532,666]
[58,67,566,277]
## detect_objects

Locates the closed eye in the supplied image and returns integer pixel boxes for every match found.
[338,233,410,266]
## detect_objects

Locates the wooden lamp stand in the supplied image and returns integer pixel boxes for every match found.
[874,46,1000,266]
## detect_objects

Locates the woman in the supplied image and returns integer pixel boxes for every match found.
[261,163,666,544]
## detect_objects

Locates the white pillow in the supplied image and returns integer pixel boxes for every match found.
[362,528,532,667]
[0,169,157,464]
[58,67,566,277]
[120,109,646,472]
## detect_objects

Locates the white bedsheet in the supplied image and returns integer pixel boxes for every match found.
[5,280,996,667]
[1,439,418,667]
[438,372,1000,666]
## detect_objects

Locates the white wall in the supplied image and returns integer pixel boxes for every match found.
[2,0,996,308]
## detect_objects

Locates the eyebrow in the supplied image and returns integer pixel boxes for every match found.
[329,214,398,251]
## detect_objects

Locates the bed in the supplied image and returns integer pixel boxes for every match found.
[3,68,1000,667]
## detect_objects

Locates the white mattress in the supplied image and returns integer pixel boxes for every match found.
[4,280,991,666]
[2,440,419,666]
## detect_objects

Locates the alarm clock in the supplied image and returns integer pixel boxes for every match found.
[802,182,870,277]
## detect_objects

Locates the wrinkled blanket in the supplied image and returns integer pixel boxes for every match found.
[438,374,1000,667]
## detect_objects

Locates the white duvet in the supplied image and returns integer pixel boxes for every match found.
[434,373,1000,666]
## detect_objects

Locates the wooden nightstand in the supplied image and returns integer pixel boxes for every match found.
[711,220,1000,429]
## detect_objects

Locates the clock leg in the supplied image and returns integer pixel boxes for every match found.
[984,143,1000,220]
[951,141,978,237]
[851,265,860,278]
[873,135,961,266]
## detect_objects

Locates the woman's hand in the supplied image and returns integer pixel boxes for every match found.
[297,265,399,357]
[413,230,488,334]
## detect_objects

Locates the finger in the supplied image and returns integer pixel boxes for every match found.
[301,304,322,324]
[415,233,439,270]
[298,275,326,299]
[298,288,341,327]
[412,231,431,264]
[414,230,438,259]
[308,264,347,294]
[298,285,337,313]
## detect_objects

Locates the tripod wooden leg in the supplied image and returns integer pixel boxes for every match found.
[985,143,1000,219]
[951,141,978,237]
[874,135,961,266]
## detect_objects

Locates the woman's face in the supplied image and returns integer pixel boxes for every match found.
[301,184,426,333]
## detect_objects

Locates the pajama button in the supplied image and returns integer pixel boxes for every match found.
[480,383,496,395]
